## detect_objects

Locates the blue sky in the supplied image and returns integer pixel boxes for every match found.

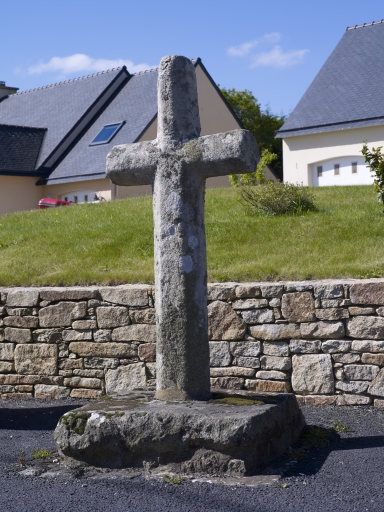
[2,0,383,117]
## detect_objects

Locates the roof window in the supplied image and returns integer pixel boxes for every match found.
[90,122,124,145]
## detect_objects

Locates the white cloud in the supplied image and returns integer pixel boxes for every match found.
[227,33,308,70]
[251,45,309,69]
[28,54,154,76]
[228,41,259,57]
[227,33,281,57]
[263,32,281,44]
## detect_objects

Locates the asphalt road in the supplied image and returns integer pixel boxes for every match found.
[0,399,383,512]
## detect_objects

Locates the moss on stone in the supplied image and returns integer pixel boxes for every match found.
[105,412,125,419]
[61,412,91,436]
[209,396,265,406]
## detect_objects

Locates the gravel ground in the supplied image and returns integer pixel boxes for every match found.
[0,399,383,512]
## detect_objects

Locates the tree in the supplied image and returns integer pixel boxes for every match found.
[220,88,285,179]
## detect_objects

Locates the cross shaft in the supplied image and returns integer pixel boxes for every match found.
[107,55,259,400]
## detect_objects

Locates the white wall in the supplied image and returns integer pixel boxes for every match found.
[43,178,112,203]
[311,156,371,186]
[282,124,384,186]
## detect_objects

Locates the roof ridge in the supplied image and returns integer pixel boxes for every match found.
[0,123,47,131]
[132,57,200,76]
[346,20,384,31]
[8,58,201,93]
[132,67,158,76]
[12,67,125,96]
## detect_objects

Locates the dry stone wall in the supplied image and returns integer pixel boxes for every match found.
[1,280,384,407]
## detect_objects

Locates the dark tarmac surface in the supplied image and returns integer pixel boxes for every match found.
[0,398,383,512]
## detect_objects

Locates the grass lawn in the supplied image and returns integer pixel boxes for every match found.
[0,185,383,286]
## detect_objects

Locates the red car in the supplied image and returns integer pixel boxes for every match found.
[38,198,75,209]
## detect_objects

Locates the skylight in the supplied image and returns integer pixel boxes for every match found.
[90,122,124,145]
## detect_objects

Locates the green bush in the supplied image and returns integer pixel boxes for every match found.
[238,181,317,216]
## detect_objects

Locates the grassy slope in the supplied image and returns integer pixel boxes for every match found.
[0,185,383,286]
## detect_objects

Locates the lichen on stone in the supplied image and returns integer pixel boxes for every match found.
[181,138,203,162]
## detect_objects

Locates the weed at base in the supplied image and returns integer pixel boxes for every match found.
[163,473,183,484]
[302,426,332,448]
[332,419,351,432]
[12,451,28,467]
[32,449,53,460]
[282,425,334,466]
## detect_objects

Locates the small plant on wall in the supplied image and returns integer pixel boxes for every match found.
[361,142,384,207]
[229,148,278,187]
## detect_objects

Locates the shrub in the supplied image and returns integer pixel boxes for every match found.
[238,181,317,216]
[361,142,384,205]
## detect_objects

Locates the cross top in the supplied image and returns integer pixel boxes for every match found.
[157,55,201,145]
[107,56,259,401]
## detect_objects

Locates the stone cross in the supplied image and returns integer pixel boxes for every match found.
[107,55,259,401]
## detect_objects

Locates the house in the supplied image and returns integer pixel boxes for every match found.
[276,20,384,186]
[0,58,242,215]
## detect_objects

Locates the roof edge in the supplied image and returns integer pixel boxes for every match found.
[0,124,47,132]
[0,170,47,177]
[195,59,245,130]
[276,114,384,138]
[133,112,158,143]
[38,171,106,186]
[37,67,131,172]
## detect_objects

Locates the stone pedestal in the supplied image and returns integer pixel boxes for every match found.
[54,391,304,476]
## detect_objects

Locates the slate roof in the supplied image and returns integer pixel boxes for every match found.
[0,124,46,174]
[276,21,384,138]
[0,57,238,186]
[0,68,126,168]
[44,68,158,185]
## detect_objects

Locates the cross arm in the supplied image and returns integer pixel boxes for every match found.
[183,129,259,178]
[106,140,159,186]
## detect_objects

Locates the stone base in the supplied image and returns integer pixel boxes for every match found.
[54,390,305,476]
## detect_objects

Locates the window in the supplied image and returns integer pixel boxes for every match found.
[90,122,125,145]
[64,197,68,202]
[74,196,78,203]
[352,162,358,174]
[334,164,340,176]
[84,195,88,203]
[317,166,323,178]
